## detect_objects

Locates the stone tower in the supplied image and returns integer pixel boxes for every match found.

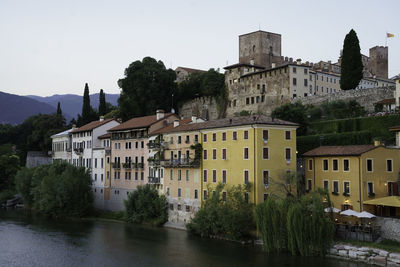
[369,46,388,79]
[239,30,282,68]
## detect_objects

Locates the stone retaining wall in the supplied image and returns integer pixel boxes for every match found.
[376,217,400,243]
[179,96,220,120]
[329,244,400,266]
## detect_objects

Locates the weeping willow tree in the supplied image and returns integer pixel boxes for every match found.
[255,190,334,256]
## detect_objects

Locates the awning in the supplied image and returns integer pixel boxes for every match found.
[149,135,157,141]
[364,196,400,208]
[149,151,158,158]
[340,209,360,216]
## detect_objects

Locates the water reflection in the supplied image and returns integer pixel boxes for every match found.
[0,210,367,267]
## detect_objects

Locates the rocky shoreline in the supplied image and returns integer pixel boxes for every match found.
[328,244,400,266]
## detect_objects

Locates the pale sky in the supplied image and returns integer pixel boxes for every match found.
[1,0,399,96]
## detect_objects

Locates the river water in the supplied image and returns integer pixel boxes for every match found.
[0,210,367,267]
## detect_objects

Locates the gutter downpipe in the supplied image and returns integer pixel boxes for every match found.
[252,124,256,204]
[359,156,362,211]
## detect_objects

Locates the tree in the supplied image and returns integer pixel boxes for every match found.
[272,102,308,135]
[56,102,62,116]
[118,57,176,121]
[0,154,20,190]
[82,83,91,122]
[340,29,363,90]
[99,89,106,116]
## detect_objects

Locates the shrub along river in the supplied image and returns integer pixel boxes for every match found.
[0,210,368,267]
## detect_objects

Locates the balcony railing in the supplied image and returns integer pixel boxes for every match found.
[74,147,84,155]
[161,159,200,168]
[122,162,132,169]
[112,162,121,169]
[147,141,169,150]
[133,162,144,169]
[148,159,161,167]
[148,176,160,184]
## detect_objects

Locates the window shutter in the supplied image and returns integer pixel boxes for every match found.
[341,204,344,211]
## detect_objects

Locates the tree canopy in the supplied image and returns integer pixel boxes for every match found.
[99,89,106,116]
[118,57,176,121]
[340,29,363,90]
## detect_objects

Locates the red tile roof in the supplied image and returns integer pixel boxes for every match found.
[109,113,175,132]
[303,145,376,157]
[151,115,298,135]
[375,98,395,105]
[98,133,111,139]
[71,119,115,133]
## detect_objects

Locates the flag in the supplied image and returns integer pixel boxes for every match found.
[387,33,395,38]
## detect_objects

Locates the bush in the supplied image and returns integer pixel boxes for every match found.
[0,189,16,205]
[186,183,254,241]
[124,184,168,226]
[255,191,334,256]
[15,162,93,218]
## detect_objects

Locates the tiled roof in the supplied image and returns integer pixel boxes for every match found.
[151,115,298,135]
[109,113,174,132]
[223,63,266,70]
[176,67,206,74]
[375,98,395,105]
[303,145,376,157]
[98,133,111,139]
[71,119,114,133]
[51,128,73,138]
[150,118,194,135]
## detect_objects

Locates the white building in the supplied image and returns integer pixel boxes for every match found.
[51,128,73,163]
[395,75,400,107]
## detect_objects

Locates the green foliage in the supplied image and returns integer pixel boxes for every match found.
[255,192,334,256]
[118,57,176,121]
[186,183,254,241]
[318,100,365,120]
[82,83,92,122]
[272,102,308,135]
[124,184,168,226]
[374,103,383,112]
[340,29,363,90]
[15,162,93,218]
[234,110,251,117]
[99,89,107,116]
[0,189,16,205]
[190,143,202,162]
[0,154,20,190]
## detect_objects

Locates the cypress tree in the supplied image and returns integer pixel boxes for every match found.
[81,83,91,124]
[340,29,363,90]
[99,89,106,116]
[56,102,62,116]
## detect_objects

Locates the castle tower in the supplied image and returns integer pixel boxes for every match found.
[239,30,282,68]
[369,46,388,79]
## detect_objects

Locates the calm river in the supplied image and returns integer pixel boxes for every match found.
[0,210,367,267]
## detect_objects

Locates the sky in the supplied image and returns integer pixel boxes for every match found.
[0,0,399,97]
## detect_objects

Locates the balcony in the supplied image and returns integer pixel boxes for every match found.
[147,141,169,150]
[148,176,160,184]
[122,162,132,169]
[133,162,144,169]
[74,147,84,155]
[148,159,161,167]
[112,162,121,169]
[161,158,200,168]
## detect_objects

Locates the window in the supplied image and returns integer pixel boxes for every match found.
[367,182,374,195]
[194,135,198,142]
[203,190,207,200]
[285,131,291,140]
[222,191,227,201]
[333,181,339,194]
[203,170,207,182]
[323,180,329,191]
[170,169,173,180]
[263,170,269,185]
[293,78,297,86]
[307,179,312,191]
[222,132,226,141]
[194,189,198,199]
[387,159,393,172]
[244,192,249,203]
[203,150,207,160]
[304,68,308,74]
[246,98,249,105]
[222,149,226,160]
[233,131,237,140]
[178,136,181,144]
[333,159,338,171]
[304,79,308,86]
[212,133,216,141]
[212,149,216,160]
[263,130,268,140]
[178,170,181,181]
[263,147,269,159]
[308,159,313,171]
[244,148,249,159]
[178,188,181,197]
[293,67,296,73]
[323,159,328,171]
[185,205,191,212]
[343,159,349,171]
[212,170,217,183]
[222,170,227,184]
[244,170,249,184]
[94,174,97,181]
[203,134,207,142]
[141,172,144,180]
[366,159,373,172]
[95,158,98,168]
[186,170,189,181]
[285,148,291,160]
[177,204,182,211]
[244,130,248,140]
[263,194,269,201]
[344,182,350,195]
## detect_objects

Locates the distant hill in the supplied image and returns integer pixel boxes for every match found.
[26,93,120,120]
[0,91,57,125]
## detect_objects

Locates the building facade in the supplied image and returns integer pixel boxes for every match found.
[51,128,73,163]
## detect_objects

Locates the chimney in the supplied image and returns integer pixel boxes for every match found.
[99,116,104,122]
[191,116,197,123]
[156,109,165,120]
[374,140,383,147]
[72,124,77,130]
[271,63,276,68]
[296,58,302,65]
[173,120,179,127]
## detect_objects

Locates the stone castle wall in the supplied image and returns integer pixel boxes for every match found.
[179,96,220,121]
[294,86,395,112]
[376,217,400,242]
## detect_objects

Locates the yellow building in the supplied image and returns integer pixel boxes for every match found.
[304,144,400,216]
[156,115,298,225]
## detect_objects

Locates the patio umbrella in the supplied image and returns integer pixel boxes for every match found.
[324,207,340,213]
[340,209,360,216]
[356,211,376,219]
